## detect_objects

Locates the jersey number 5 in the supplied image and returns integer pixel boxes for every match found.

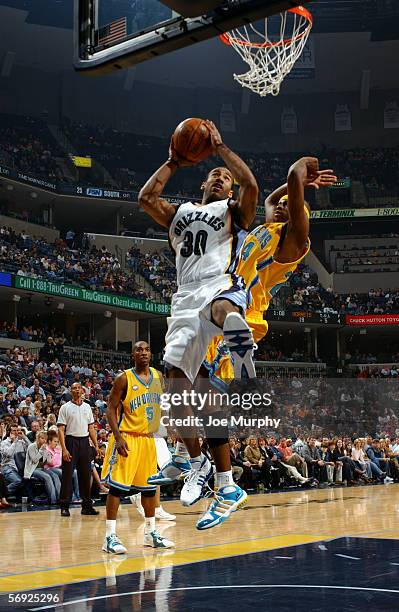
[180,230,208,257]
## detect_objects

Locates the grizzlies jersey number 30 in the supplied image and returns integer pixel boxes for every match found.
[169,199,247,286]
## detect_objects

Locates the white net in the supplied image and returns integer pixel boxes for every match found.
[222,7,312,97]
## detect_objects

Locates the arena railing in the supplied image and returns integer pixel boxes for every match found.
[0,344,131,370]
[255,361,326,379]
[62,346,131,369]
[347,362,399,371]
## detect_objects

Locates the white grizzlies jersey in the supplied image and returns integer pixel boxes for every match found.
[169,199,247,286]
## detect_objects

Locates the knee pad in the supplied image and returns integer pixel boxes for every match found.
[140,488,156,498]
[204,412,229,447]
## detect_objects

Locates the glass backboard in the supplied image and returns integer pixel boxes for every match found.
[74,0,310,74]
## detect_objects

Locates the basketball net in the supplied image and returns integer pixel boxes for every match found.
[220,6,312,97]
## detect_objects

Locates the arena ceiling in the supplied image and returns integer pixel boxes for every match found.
[0,2,399,95]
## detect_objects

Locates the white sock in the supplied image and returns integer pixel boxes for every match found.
[175,441,190,459]
[190,454,204,469]
[106,519,116,537]
[145,516,156,533]
[216,470,234,488]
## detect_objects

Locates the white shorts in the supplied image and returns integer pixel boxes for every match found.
[164,274,246,383]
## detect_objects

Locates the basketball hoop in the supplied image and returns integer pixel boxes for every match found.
[220,6,312,97]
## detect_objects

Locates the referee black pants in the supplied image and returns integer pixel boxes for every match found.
[60,435,92,510]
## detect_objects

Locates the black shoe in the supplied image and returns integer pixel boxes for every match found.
[61,508,70,517]
[81,507,99,515]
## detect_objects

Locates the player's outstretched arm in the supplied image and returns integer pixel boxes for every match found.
[205,120,258,230]
[286,157,312,248]
[106,372,128,457]
[264,167,337,219]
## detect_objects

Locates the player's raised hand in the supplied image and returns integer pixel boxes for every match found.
[307,168,338,189]
[115,435,128,457]
[168,136,195,167]
[204,120,223,151]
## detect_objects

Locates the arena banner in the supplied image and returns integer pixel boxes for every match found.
[0,163,398,217]
[257,206,399,219]
[345,314,399,326]
[0,272,11,287]
[310,207,399,219]
[0,164,57,191]
[14,275,171,315]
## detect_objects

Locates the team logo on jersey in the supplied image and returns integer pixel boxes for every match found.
[132,385,139,391]
[174,211,225,236]
[241,241,255,261]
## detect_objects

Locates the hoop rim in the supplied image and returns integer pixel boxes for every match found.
[220,5,312,49]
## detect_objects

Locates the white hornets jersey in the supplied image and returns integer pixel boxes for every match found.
[169,199,247,286]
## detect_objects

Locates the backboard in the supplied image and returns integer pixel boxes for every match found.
[74,0,310,74]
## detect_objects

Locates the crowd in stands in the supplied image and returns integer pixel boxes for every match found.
[353,365,399,378]
[1,226,399,317]
[1,332,398,507]
[0,114,65,184]
[1,114,399,208]
[0,321,116,352]
[126,247,177,299]
[0,226,158,301]
[256,344,319,363]
[328,237,399,274]
[225,434,399,491]
[285,264,399,315]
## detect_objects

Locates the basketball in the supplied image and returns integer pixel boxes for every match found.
[172,117,213,163]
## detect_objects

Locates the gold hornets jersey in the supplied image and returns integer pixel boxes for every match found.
[118,367,162,434]
[237,223,284,297]
[204,228,310,384]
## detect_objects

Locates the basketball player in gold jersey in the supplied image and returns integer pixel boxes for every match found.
[101,341,174,553]
[204,156,337,386]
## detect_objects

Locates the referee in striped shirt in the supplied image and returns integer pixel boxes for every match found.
[57,382,100,517]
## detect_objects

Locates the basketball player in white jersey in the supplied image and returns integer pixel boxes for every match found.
[138,120,258,529]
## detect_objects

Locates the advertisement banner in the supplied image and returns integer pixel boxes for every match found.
[256,207,399,220]
[0,165,57,191]
[346,314,399,326]
[310,207,399,220]
[14,276,171,315]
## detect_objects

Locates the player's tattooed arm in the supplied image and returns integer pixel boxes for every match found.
[205,120,258,230]
[106,372,128,457]
[138,161,179,228]
[139,137,196,228]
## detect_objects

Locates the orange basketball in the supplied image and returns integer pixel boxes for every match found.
[172,118,213,163]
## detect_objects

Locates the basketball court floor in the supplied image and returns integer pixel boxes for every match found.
[1,485,399,610]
